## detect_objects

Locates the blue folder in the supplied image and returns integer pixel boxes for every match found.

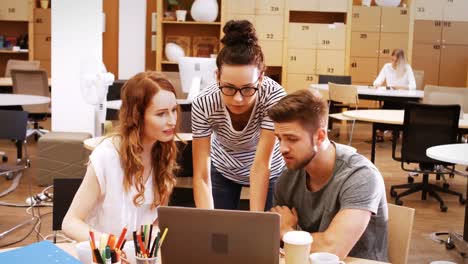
[0,240,82,264]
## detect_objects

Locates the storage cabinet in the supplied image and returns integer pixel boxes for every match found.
[351,6,381,32]
[287,73,318,93]
[226,0,255,14]
[255,0,285,15]
[379,33,408,58]
[33,8,51,76]
[288,23,319,49]
[259,40,283,66]
[255,15,284,41]
[316,49,345,75]
[0,0,29,21]
[439,45,468,87]
[288,0,347,12]
[350,32,380,57]
[350,57,378,84]
[287,49,316,74]
[443,0,468,22]
[412,43,441,86]
[413,0,444,21]
[442,21,468,45]
[380,7,409,33]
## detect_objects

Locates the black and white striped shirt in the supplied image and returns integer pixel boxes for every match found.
[191,77,286,184]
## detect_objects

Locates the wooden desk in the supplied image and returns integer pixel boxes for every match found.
[0,242,389,264]
[0,77,52,87]
[342,110,468,163]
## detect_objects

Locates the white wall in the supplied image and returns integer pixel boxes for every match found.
[118,0,146,79]
[51,0,103,135]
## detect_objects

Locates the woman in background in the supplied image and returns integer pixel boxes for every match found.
[63,72,179,241]
[374,48,416,90]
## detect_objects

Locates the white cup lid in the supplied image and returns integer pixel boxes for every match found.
[283,231,313,245]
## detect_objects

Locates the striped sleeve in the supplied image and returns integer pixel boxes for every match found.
[260,80,287,130]
[191,93,213,138]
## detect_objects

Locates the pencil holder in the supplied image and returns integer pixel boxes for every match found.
[136,255,157,264]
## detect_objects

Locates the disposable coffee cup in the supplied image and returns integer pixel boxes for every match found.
[309,252,345,264]
[283,231,313,264]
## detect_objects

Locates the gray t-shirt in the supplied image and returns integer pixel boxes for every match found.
[274,143,388,261]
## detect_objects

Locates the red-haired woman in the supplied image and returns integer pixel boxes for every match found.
[63,72,179,241]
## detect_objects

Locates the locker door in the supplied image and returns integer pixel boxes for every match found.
[226,0,255,14]
[289,0,319,11]
[259,40,283,66]
[288,23,319,49]
[413,0,445,21]
[350,32,380,57]
[412,43,441,86]
[317,25,346,50]
[350,57,379,84]
[442,21,468,45]
[255,15,284,41]
[439,45,468,87]
[319,0,348,13]
[255,0,285,15]
[224,14,256,24]
[2,0,29,21]
[287,74,318,93]
[379,33,408,58]
[316,50,345,75]
[413,20,443,44]
[287,49,317,74]
[443,0,468,22]
[351,6,381,32]
[381,7,409,33]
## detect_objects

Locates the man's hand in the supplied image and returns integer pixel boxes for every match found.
[271,206,298,238]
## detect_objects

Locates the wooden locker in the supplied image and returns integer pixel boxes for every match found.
[380,7,409,33]
[34,35,51,60]
[255,0,284,15]
[378,57,391,74]
[288,23,319,49]
[259,40,283,66]
[224,14,256,25]
[255,15,284,41]
[439,45,468,87]
[443,0,468,22]
[226,0,255,14]
[286,74,318,93]
[316,50,345,75]
[350,32,380,57]
[34,8,51,35]
[379,33,408,58]
[442,21,468,45]
[289,0,319,11]
[319,0,348,13]
[287,49,316,74]
[413,20,443,44]
[413,0,445,21]
[350,57,378,84]
[317,25,346,50]
[412,43,441,86]
[0,0,29,21]
[351,6,381,32]
[39,60,51,77]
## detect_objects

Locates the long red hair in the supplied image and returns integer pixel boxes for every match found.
[117,71,178,209]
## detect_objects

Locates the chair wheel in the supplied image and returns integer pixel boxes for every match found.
[443,183,450,189]
[460,197,466,205]
[395,199,403,206]
[390,189,397,198]
[407,176,414,183]
[440,205,448,212]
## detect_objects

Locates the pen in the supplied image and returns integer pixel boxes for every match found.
[149,231,160,258]
[105,246,111,264]
[133,231,140,256]
[119,239,127,251]
[93,248,104,264]
[147,224,153,253]
[89,237,97,263]
[115,226,127,249]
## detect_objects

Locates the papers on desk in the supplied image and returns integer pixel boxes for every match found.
[0,240,81,264]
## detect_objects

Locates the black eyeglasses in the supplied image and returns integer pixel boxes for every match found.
[218,78,261,97]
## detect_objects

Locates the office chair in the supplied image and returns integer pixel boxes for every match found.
[387,204,415,264]
[413,70,425,90]
[0,110,34,239]
[52,178,83,243]
[11,69,50,140]
[4,59,40,77]
[318,75,352,133]
[390,102,465,212]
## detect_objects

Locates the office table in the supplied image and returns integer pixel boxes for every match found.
[310,84,423,102]
[0,242,389,264]
[427,143,468,254]
[342,110,468,163]
[0,77,51,88]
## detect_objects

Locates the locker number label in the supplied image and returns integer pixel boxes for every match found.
[434,21,442,27]
[416,7,425,13]
[270,6,280,12]
[382,49,390,54]
[306,76,314,81]
[290,56,297,61]
[8,8,16,13]
[360,34,368,39]
[266,33,274,39]
[353,13,359,19]
[327,68,335,74]
[351,62,357,68]
[400,10,407,15]
[322,40,331,45]
[301,25,310,31]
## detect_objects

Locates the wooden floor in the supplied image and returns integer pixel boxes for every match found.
[0,121,467,263]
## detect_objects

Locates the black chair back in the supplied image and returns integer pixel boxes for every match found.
[318,75,352,85]
[401,102,460,164]
[0,110,28,141]
[52,178,83,231]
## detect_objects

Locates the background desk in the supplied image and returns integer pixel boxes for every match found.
[343,110,468,163]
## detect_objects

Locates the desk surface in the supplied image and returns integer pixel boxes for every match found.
[83,133,193,151]
[426,144,468,165]
[0,94,51,106]
[108,98,191,110]
[0,242,388,264]
[0,77,52,87]
[310,84,424,99]
[343,110,468,129]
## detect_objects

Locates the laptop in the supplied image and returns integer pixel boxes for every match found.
[158,206,280,264]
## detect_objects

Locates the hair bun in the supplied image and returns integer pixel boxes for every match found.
[221,20,258,47]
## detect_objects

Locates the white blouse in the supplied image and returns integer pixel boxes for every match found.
[373,63,416,90]
[86,137,158,240]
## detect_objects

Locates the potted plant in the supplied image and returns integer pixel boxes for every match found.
[165,0,187,21]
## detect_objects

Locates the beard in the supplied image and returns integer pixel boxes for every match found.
[285,147,317,170]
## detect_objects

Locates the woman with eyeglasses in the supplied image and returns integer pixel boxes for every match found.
[191,20,286,211]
